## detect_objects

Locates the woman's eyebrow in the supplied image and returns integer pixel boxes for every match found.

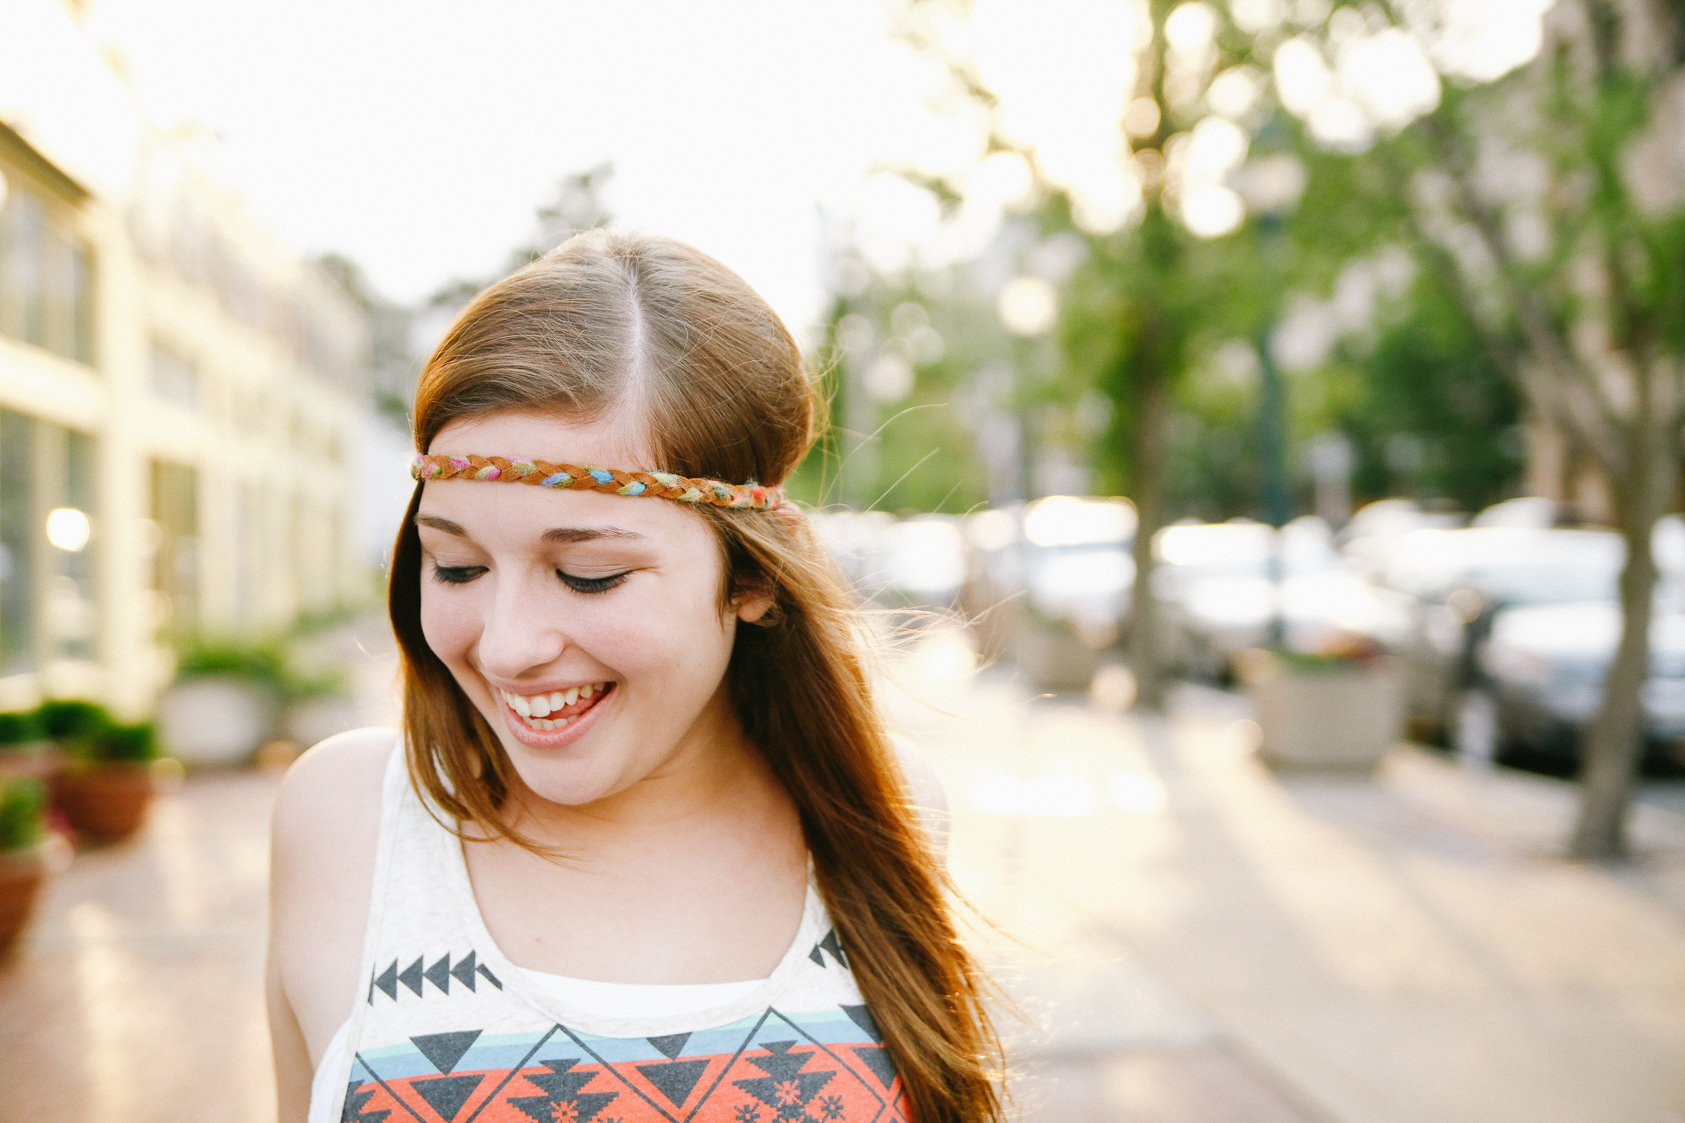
[416,514,465,536]
[414,516,644,544]
[542,527,647,544]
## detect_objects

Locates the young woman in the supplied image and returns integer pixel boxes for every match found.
[267,231,1002,1123]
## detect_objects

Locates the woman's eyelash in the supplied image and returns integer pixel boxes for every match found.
[431,564,486,585]
[558,570,629,594]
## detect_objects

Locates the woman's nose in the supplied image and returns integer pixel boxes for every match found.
[475,571,566,678]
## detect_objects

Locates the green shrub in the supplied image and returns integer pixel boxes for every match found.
[175,636,348,702]
[175,639,288,686]
[0,711,43,746]
[76,722,159,764]
[36,700,111,742]
[0,777,45,852]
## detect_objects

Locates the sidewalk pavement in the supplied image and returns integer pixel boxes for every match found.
[1,623,1683,1121]
[885,627,1685,1123]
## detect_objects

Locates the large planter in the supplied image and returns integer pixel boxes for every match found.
[0,847,45,958]
[52,762,153,843]
[1017,624,1103,693]
[158,677,278,766]
[1238,650,1404,768]
[284,694,361,750]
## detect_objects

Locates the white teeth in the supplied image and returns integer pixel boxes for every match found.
[504,684,606,729]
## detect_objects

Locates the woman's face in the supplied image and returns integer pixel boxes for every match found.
[416,410,763,809]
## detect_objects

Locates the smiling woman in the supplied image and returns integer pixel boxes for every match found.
[266,230,1001,1123]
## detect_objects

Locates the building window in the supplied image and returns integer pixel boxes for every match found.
[149,343,199,409]
[52,429,97,662]
[0,410,36,675]
[151,459,198,639]
[0,177,97,367]
[0,412,99,677]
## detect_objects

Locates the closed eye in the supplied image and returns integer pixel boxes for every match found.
[558,570,630,595]
[431,563,486,585]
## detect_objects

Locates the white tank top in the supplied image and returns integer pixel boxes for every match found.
[308,742,910,1123]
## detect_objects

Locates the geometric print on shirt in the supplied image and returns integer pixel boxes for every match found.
[341,1001,909,1123]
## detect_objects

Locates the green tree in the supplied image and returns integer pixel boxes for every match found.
[1281,0,1685,858]
[901,0,1309,706]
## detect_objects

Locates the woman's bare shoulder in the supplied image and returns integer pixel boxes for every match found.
[270,726,400,1062]
[273,726,399,851]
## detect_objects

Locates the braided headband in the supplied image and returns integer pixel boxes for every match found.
[411,454,786,510]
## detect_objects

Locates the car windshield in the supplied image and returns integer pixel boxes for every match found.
[1156,518,1339,580]
[1380,528,1624,604]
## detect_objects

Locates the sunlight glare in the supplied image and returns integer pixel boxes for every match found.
[1109,773,1168,814]
[1164,2,1219,52]
[1181,185,1246,238]
[998,276,1059,335]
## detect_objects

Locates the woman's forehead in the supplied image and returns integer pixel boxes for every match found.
[428,409,654,469]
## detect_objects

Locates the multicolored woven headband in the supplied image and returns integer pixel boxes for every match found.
[411,454,786,510]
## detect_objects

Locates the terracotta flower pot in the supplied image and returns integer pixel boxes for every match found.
[0,848,44,959]
[52,762,154,843]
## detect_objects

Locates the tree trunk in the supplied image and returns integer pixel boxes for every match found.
[1569,482,1669,859]
[1128,355,1171,710]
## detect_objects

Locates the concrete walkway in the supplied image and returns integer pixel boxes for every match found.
[2,623,1683,1121]
[885,628,1685,1123]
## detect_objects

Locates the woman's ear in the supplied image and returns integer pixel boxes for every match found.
[735,587,776,624]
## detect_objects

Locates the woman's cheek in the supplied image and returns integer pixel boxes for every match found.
[419,582,486,668]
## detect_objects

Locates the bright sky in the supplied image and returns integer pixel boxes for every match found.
[71,0,1546,344]
[82,0,970,339]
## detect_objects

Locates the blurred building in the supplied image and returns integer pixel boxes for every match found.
[0,0,369,717]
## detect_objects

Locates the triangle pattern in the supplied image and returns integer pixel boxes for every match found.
[477,962,503,989]
[372,961,398,1002]
[841,1003,882,1042]
[808,943,826,967]
[411,1073,484,1122]
[634,1059,709,1106]
[342,1081,391,1123]
[508,1059,619,1123]
[423,955,452,994]
[819,928,847,967]
[646,1032,691,1060]
[851,1044,898,1089]
[450,951,479,992]
[398,957,425,997]
[411,1030,482,1075]
[735,1040,833,1113]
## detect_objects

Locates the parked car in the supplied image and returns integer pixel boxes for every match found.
[1020,496,1136,643]
[810,510,967,609]
[1154,516,1388,681]
[1366,525,1627,742]
[1479,597,1685,768]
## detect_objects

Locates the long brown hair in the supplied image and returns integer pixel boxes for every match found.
[388,230,1002,1122]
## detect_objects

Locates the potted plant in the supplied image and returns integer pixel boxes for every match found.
[157,639,286,766]
[1236,636,1404,769]
[280,663,356,753]
[0,775,47,958]
[0,709,53,783]
[46,703,159,843]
